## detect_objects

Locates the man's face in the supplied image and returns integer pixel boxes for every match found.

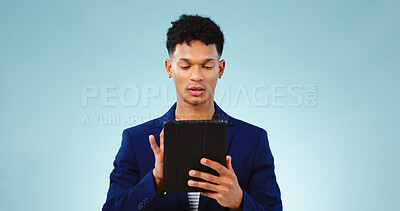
[165,40,225,107]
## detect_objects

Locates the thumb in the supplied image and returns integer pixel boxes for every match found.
[226,155,233,171]
[160,128,164,149]
[149,135,160,155]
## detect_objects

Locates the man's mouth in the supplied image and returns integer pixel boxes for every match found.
[188,87,205,97]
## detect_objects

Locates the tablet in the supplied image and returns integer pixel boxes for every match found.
[162,120,227,192]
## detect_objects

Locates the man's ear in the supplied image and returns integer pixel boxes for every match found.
[165,59,172,77]
[218,59,225,78]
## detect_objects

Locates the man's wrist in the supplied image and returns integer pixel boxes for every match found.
[229,190,244,210]
[152,169,163,193]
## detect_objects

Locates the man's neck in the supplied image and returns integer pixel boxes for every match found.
[175,100,215,120]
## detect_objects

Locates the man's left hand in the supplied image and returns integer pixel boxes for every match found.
[188,155,243,210]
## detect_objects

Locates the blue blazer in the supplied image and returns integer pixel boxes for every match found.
[103,102,282,210]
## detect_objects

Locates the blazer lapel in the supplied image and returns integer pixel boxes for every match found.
[199,193,209,211]
[213,102,235,153]
[179,192,190,210]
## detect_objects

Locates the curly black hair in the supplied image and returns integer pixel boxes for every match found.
[166,14,224,58]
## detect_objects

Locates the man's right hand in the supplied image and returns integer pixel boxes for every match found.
[149,128,164,193]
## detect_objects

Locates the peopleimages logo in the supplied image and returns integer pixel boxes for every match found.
[81,84,317,108]
[80,83,317,126]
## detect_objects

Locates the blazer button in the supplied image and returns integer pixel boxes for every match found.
[137,202,143,210]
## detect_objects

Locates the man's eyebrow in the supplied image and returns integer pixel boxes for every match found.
[179,58,190,62]
[178,58,216,63]
[203,58,216,62]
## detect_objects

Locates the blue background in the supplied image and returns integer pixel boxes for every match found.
[1,0,399,210]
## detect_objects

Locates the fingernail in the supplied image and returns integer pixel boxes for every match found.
[201,158,207,164]
[188,180,194,186]
[189,170,195,176]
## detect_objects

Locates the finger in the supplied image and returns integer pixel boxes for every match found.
[200,158,229,176]
[188,180,227,193]
[226,155,233,171]
[189,170,220,184]
[201,191,220,200]
[149,135,160,155]
[160,128,164,149]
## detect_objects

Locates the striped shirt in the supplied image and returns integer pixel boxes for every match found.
[188,192,200,211]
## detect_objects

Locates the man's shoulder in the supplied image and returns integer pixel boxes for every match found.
[228,115,267,135]
[228,115,270,149]
[122,117,162,135]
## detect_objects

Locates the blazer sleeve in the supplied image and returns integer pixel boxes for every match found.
[242,129,283,211]
[102,129,165,211]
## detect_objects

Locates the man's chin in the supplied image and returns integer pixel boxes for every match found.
[186,100,204,106]
[183,97,208,106]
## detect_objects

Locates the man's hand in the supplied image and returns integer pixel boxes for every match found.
[149,128,164,193]
[187,155,243,210]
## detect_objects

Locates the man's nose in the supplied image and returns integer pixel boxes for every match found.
[190,66,204,81]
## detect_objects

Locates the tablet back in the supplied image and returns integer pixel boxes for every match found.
[163,120,227,192]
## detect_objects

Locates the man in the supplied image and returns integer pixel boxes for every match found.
[103,14,282,211]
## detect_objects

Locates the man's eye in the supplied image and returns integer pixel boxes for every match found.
[180,66,190,69]
[203,66,213,69]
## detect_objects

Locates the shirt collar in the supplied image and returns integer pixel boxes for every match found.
[154,101,234,128]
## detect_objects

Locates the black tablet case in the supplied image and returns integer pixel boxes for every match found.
[163,120,227,192]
